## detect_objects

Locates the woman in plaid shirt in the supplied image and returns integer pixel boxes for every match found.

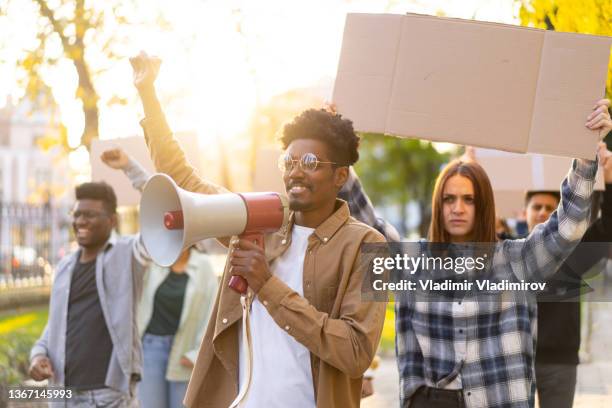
[396,99,611,408]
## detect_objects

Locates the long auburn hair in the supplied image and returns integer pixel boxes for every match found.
[428,159,497,243]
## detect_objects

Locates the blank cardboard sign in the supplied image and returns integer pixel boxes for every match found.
[91,134,203,206]
[474,148,604,217]
[333,13,611,159]
[474,148,604,191]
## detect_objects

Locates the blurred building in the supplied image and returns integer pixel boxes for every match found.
[0,97,72,205]
[0,98,73,289]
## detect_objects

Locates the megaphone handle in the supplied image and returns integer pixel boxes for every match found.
[228,232,265,294]
[240,232,265,250]
[229,275,248,294]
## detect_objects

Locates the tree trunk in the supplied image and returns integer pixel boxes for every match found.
[72,55,99,150]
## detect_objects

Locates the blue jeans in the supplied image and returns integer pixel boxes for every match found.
[51,384,138,407]
[139,334,188,408]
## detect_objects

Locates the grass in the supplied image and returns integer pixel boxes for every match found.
[0,306,49,392]
[0,307,48,337]
[379,303,396,354]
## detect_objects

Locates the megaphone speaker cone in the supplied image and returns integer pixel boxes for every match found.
[140,173,249,267]
[140,174,186,267]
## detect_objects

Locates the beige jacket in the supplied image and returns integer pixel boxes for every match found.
[137,249,218,381]
[140,112,387,408]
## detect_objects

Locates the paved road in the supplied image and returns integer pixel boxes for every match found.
[572,300,612,408]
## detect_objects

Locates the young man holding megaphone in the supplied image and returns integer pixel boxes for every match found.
[131,51,387,408]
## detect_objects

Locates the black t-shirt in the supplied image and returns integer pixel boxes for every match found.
[65,258,113,390]
[145,271,189,335]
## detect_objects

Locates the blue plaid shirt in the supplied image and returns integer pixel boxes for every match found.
[395,159,598,408]
[339,167,401,242]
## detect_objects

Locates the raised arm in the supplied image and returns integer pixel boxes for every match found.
[501,99,612,282]
[100,148,150,192]
[554,143,612,283]
[588,142,612,243]
[130,51,229,196]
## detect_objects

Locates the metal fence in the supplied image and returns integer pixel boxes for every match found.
[0,203,73,290]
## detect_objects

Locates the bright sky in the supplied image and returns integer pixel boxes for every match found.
[0,0,520,154]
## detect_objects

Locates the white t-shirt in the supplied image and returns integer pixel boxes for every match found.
[238,225,316,408]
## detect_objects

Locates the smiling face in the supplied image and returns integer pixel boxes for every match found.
[442,175,476,242]
[282,139,346,213]
[72,199,116,249]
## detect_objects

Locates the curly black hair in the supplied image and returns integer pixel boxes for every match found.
[75,182,117,214]
[279,109,360,166]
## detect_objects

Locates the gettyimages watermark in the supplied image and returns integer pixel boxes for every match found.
[359,242,612,302]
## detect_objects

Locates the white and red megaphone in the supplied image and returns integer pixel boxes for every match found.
[140,173,289,294]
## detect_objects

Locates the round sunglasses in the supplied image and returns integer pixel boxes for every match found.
[278,153,338,173]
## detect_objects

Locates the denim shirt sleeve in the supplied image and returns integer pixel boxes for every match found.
[339,167,401,242]
[131,234,151,270]
[30,323,50,361]
[123,157,152,193]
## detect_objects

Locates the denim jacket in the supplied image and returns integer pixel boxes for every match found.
[30,233,150,394]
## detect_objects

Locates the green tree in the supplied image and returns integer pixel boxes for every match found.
[355,134,451,237]
[519,0,612,98]
[5,0,168,150]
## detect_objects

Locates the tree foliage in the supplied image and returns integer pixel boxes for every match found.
[520,0,612,98]
[355,134,451,237]
[7,0,168,150]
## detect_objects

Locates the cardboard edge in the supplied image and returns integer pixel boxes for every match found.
[383,15,408,135]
